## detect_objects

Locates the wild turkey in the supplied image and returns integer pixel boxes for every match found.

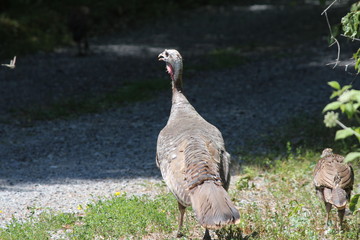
[156,49,240,240]
[313,148,354,228]
[67,6,90,56]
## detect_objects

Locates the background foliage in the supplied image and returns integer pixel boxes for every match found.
[0,0,237,60]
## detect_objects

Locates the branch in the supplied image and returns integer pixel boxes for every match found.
[340,34,360,41]
[321,0,338,16]
[322,2,341,68]
[336,119,360,138]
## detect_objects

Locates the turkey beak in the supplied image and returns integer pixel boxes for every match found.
[158,53,165,61]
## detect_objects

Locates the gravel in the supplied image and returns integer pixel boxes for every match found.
[0,3,357,227]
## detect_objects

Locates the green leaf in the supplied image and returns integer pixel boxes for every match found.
[350,2,360,12]
[342,11,360,39]
[354,127,360,134]
[353,103,360,110]
[355,93,360,103]
[344,152,360,163]
[349,194,360,214]
[322,101,342,112]
[342,85,352,92]
[345,103,355,118]
[328,81,341,90]
[353,48,360,72]
[340,104,346,113]
[330,91,339,99]
[335,128,354,140]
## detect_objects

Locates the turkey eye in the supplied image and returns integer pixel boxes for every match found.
[165,52,169,57]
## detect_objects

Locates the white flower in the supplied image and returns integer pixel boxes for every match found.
[338,90,352,103]
[324,111,339,128]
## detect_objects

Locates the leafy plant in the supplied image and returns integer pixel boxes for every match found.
[341,2,360,39]
[323,81,360,162]
[341,2,360,74]
[322,0,360,218]
[349,194,360,215]
[353,48,360,73]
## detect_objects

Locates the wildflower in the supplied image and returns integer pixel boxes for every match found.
[77,205,83,210]
[0,210,2,213]
[324,111,339,128]
[338,89,360,103]
[115,192,121,196]
[338,90,352,103]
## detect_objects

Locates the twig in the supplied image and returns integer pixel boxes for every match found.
[321,0,338,16]
[349,72,359,84]
[340,34,360,41]
[326,61,339,66]
[332,37,341,68]
[323,4,341,68]
[336,119,360,138]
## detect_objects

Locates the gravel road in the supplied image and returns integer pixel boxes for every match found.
[0,3,357,228]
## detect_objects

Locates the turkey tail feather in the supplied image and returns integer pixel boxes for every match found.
[332,187,347,208]
[190,181,240,229]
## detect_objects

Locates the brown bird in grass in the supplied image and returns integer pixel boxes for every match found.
[156,49,240,240]
[313,148,354,229]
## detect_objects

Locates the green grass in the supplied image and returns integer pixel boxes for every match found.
[0,193,191,240]
[225,150,360,240]
[71,193,180,239]
[11,78,169,121]
[1,150,358,239]
[0,212,77,240]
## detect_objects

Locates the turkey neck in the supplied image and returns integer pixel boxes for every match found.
[171,65,183,92]
[171,66,186,105]
[169,69,195,122]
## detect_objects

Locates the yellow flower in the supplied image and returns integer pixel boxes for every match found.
[77,205,83,210]
[115,192,121,196]
[0,210,2,213]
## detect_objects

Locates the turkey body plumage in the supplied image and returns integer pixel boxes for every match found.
[313,148,354,228]
[156,49,239,239]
